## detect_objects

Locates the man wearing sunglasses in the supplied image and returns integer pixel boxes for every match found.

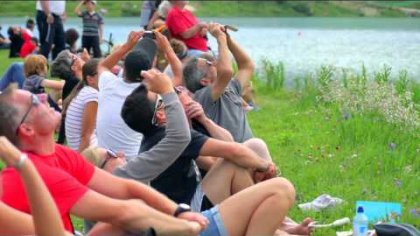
[183,22,255,143]
[0,42,208,236]
[120,68,303,236]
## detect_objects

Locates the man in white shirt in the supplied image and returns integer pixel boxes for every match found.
[36,0,66,59]
[96,32,157,160]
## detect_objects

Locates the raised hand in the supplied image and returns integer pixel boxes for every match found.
[0,136,23,168]
[140,69,174,95]
[126,31,143,49]
[155,31,171,53]
[208,22,225,38]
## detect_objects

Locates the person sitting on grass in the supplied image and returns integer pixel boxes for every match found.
[183,23,257,143]
[0,83,206,235]
[120,76,313,236]
[50,49,90,144]
[0,136,71,236]
[7,26,37,58]
[81,63,192,234]
[22,54,64,112]
[63,59,100,152]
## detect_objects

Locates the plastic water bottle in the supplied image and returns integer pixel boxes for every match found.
[353,206,369,236]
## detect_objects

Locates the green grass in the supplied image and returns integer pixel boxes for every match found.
[248,83,419,234]
[0,50,419,233]
[0,1,416,17]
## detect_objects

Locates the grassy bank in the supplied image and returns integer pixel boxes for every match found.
[0,50,418,233]
[0,1,419,18]
[251,62,419,233]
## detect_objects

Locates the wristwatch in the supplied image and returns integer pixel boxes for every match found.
[173,203,191,217]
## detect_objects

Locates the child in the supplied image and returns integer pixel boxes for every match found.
[75,0,104,58]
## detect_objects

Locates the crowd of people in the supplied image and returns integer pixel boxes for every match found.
[0,1,314,236]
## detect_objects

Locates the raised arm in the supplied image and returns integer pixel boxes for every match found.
[226,31,255,89]
[155,31,183,86]
[0,137,66,236]
[97,31,143,76]
[208,23,233,101]
[87,70,207,228]
[74,1,84,16]
[180,22,207,39]
[114,69,191,183]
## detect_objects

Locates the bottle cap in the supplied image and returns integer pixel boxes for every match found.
[357,206,364,213]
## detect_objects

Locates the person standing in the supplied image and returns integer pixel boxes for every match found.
[75,0,104,58]
[36,0,66,60]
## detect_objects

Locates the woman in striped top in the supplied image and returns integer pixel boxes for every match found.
[63,59,100,152]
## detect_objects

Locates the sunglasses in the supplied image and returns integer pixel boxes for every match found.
[151,94,163,126]
[205,59,213,66]
[16,94,42,134]
[100,149,118,169]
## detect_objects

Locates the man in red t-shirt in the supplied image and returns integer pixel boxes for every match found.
[0,31,208,235]
[166,0,209,57]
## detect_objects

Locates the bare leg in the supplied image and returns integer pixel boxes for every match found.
[88,223,124,236]
[201,159,254,204]
[218,177,296,236]
[243,138,272,162]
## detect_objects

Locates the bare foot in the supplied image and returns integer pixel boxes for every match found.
[282,217,314,235]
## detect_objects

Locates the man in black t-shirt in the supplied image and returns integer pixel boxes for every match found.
[120,83,314,236]
[121,84,277,212]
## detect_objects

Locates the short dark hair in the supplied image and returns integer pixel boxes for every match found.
[26,18,35,29]
[0,85,21,146]
[121,85,155,135]
[183,57,206,93]
[123,38,157,82]
[65,28,79,48]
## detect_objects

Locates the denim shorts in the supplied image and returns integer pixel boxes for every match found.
[200,205,229,236]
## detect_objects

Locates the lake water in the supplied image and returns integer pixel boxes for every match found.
[2,17,420,80]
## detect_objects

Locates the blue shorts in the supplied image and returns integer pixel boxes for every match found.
[200,205,229,236]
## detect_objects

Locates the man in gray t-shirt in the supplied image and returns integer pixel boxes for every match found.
[183,22,254,143]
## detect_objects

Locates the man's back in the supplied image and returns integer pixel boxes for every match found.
[97,71,143,159]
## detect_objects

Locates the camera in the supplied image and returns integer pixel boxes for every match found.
[143,31,156,39]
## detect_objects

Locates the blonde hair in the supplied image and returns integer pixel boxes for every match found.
[24,54,48,78]
[81,147,104,168]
